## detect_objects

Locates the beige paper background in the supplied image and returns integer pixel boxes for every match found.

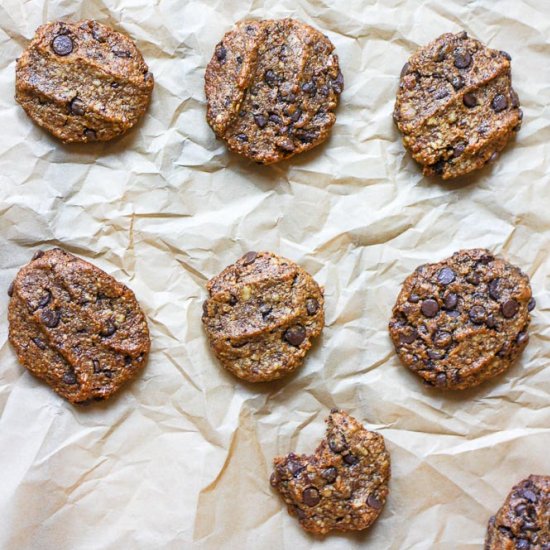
[0,0,549,548]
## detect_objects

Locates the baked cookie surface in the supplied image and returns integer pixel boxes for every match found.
[485,475,549,550]
[201,251,324,382]
[16,20,153,143]
[8,248,150,403]
[270,410,390,535]
[389,249,533,390]
[205,18,343,164]
[394,31,522,179]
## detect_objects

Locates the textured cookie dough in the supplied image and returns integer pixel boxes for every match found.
[270,409,390,535]
[8,248,150,403]
[205,18,343,164]
[485,475,549,550]
[16,20,153,143]
[389,249,533,390]
[201,251,324,382]
[394,31,522,179]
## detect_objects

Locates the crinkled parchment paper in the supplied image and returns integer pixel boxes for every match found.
[0,0,549,548]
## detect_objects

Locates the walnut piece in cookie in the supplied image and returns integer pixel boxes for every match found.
[201,251,324,382]
[8,248,150,403]
[485,475,549,550]
[16,20,154,143]
[389,249,533,390]
[205,18,343,164]
[270,409,390,535]
[394,31,522,179]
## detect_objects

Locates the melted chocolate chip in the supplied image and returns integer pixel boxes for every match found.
[527,297,536,311]
[32,250,45,261]
[469,305,487,324]
[454,50,472,69]
[41,309,60,328]
[215,43,227,62]
[242,251,258,265]
[287,460,305,477]
[516,331,529,345]
[463,93,477,108]
[69,97,86,116]
[367,494,383,509]
[284,325,306,347]
[306,298,319,316]
[486,314,497,329]
[437,267,456,285]
[444,293,458,310]
[254,114,267,129]
[321,467,338,483]
[63,371,77,385]
[7,281,14,297]
[264,70,277,86]
[32,337,46,350]
[453,143,466,157]
[421,298,439,317]
[433,330,452,348]
[501,299,519,318]
[331,71,344,94]
[343,453,359,465]
[400,62,410,77]
[489,279,501,300]
[37,290,52,308]
[328,431,347,453]
[492,94,508,113]
[302,486,320,507]
[101,322,117,337]
[83,128,97,140]
[400,328,417,344]
[451,75,465,90]
[52,34,73,56]
[93,359,101,374]
[301,81,316,94]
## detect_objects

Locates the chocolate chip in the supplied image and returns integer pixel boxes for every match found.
[328,431,347,453]
[331,71,344,94]
[93,359,101,374]
[254,114,267,129]
[269,472,278,487]
[469,305,486,324]
[228,294,238,306]
[321,467,338,483]
[235,55,242,64]
[91,25,106,42]
[421,298,439,318]
[435,46,447,62]
[451,75,465,90]
[432,159,446,175]
[453,143,466,157]
[277,138,295,152]
[32,337,46,350]
[215,43,227,62]
[101,322,117,337]
[444,293,458,310]
[463,93,477,108]
[301,81,316,94]
[434,330,452,348]
[242,251,258,265]
[32,250,45,261]
[290,109,302,123]
[434,88,450,100]
[435,373,447,386]
[124,355,133,366]
[521,489,537,503]
[454,50,472,69]
[302,487,320,507]
[264,70,277,86]
[112,49,131,58]
[437,267,456,285]
[41,309,60,328]
[236,133,248,142]
[528,297,536,311]
[516,540,530,550]
[306,298,319,316]
[269,114,282,125]
[486,314,497,328]
[37,290,52,308]
[457,31,468,39]
[408,294,420,303]
[259,304,272,320]
[287,460,305,477]
[52,34,73,56]
[492,94,508,113]
[516,331,529,345]
[284,325,306,347]
[500,50,512,61]
[7,281,14,297]
[428,349,446,360]
[501,299,519,318]
[63,371,77,385]
[489,279,501,300]
[83,128,97,140]
[400,328,417,344]
[69,97,85,116]
[343,453,359,465]
[367,494,383,510]
[511,89,520,109]
[400,62,410,77]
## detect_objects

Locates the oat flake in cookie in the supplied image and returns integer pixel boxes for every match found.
[270,410,390,536]
[16,20,154,143]
[389,249,533,390]
[8,248,150,404]
[205,19,343,164]
[485,475,549,549]
[394,31,522,179]
[202,251,324,382]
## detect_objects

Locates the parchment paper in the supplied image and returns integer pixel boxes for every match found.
[0,0,549,548]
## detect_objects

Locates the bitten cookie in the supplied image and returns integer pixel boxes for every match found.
[485,475,549,549]
[394,31,522,179]
[270,409,390,535]
[8,248,150,403]
[205,18,343,164]
[201,251,324,382]
[389,249,533,390]
[16,20,153,143]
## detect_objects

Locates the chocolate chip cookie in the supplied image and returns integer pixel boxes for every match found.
[205,19,343,164]
[270,409,390,535]
[389,249,533,390]
[485,475,549,550]
[394,31,522,179]
[8,248,150,403]
[201,251,324,382]
[16,20,154,143]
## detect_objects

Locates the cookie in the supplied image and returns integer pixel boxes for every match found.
[16,20,153,143]
[201,251,324,382]
[389,249,533,390]
[8,248,150,403]
[394,31,522,179]
[205,18,343,164]
[270,409,390,535]
[485,475,549,550]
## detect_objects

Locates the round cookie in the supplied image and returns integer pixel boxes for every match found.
[201,251,324,382]
[270,409,391,535]
[205,18,343,164]
[8,248,150,403]
[389,249,533,390]
[16,20,154,143]
[394,31,522,179]
[485,475,549,549]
